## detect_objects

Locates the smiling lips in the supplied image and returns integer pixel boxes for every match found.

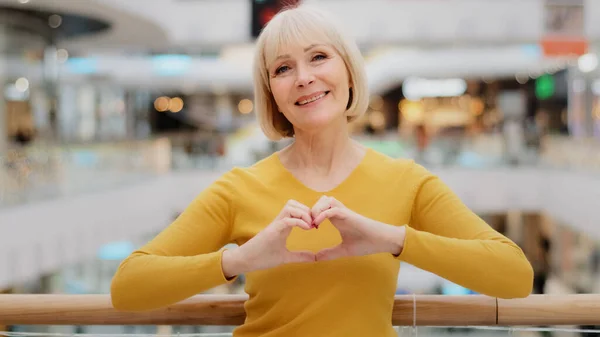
[296,91,329,106]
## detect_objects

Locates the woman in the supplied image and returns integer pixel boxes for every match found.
[111,5,533,337]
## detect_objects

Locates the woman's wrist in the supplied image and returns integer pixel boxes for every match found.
[222,247,247,279]
[385,225,406,257]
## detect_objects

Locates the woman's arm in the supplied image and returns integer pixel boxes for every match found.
[396,164,534,299]
[110,172,238,311]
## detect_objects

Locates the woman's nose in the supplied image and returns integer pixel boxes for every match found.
[295,66,315,87]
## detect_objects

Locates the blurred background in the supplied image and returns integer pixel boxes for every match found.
[0,0,600,336]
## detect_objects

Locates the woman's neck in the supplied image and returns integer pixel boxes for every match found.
[280,123,362,175]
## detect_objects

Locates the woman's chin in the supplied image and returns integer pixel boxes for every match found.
[296,115,344,133]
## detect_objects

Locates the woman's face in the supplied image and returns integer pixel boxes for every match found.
[268,41,351,134]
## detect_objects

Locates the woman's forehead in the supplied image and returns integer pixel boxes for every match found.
[264,34,332,65]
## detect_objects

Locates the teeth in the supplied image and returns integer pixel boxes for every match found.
[298,93,326,105]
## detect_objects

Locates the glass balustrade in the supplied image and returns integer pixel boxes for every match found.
[1,131,599,208]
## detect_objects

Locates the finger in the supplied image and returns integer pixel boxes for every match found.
[286,199,311,213]
[311,196,334,220]
[280,217,312,231]
[285,250,316,264]
[286,206,313,227]
[316,245,346,261]
[313,207,342,227]
[277,200,310,222]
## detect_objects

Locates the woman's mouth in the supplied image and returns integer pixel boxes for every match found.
[295,91,329,106]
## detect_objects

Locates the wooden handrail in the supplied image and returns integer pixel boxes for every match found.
[498,295,600,326]
[0,294,599,326]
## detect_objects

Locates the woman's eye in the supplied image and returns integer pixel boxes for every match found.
[275,65,289,75]
[313,54,326,61]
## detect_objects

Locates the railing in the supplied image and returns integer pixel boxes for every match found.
[0,294,599,326]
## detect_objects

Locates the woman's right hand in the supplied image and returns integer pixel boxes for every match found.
[221,200,316,278]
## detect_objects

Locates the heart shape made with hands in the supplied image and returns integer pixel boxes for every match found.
[285,216,342,254]
[284,196,340,252]
[284,195,384,261]
[286,196,406,261]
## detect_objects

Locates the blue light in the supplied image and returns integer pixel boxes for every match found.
[65,280,88,294]
[66,57,98,74]
[152,54,192,76]
[71,150,99,168]
[442,282,471,295]
[521,44,542,59]
[97,241,135,261]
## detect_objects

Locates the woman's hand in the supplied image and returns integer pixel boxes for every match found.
[311,196,406,261]
[222,200,316,278]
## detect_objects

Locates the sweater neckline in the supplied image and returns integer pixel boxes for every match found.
[271,147,373,195]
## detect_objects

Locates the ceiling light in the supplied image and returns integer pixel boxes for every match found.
[15,77,29,92]
[48,14,62,28]
[403,77,467,100]
[578,53,598,73]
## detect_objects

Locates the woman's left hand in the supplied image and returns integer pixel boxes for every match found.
[311,195,406,261]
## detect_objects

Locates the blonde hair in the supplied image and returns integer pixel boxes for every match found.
[253,5,369,141]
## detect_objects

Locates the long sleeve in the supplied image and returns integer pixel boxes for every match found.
[397,164,534,299]
[110,172,238,311]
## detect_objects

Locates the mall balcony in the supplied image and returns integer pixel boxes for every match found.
[1,0,600,336]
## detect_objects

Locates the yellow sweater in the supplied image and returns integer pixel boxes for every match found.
[111,148,533,337]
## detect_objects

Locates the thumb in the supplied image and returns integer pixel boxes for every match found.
[285,250,316,263]
[316,245,347,262]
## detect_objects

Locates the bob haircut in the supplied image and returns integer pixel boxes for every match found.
[253,5,369,141]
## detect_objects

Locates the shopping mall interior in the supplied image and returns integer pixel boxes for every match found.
[1,0,600,336]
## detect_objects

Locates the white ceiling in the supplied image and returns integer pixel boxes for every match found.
[2,0,597,92]
[8,0,600,52]
[0,0,168,50]
[91,0,600,51]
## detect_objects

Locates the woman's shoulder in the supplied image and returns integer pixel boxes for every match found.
[216,153,284,186]
[364,148,435,181]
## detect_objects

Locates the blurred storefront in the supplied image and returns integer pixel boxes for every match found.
[0,5,111,151]
[0,22,47,152]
